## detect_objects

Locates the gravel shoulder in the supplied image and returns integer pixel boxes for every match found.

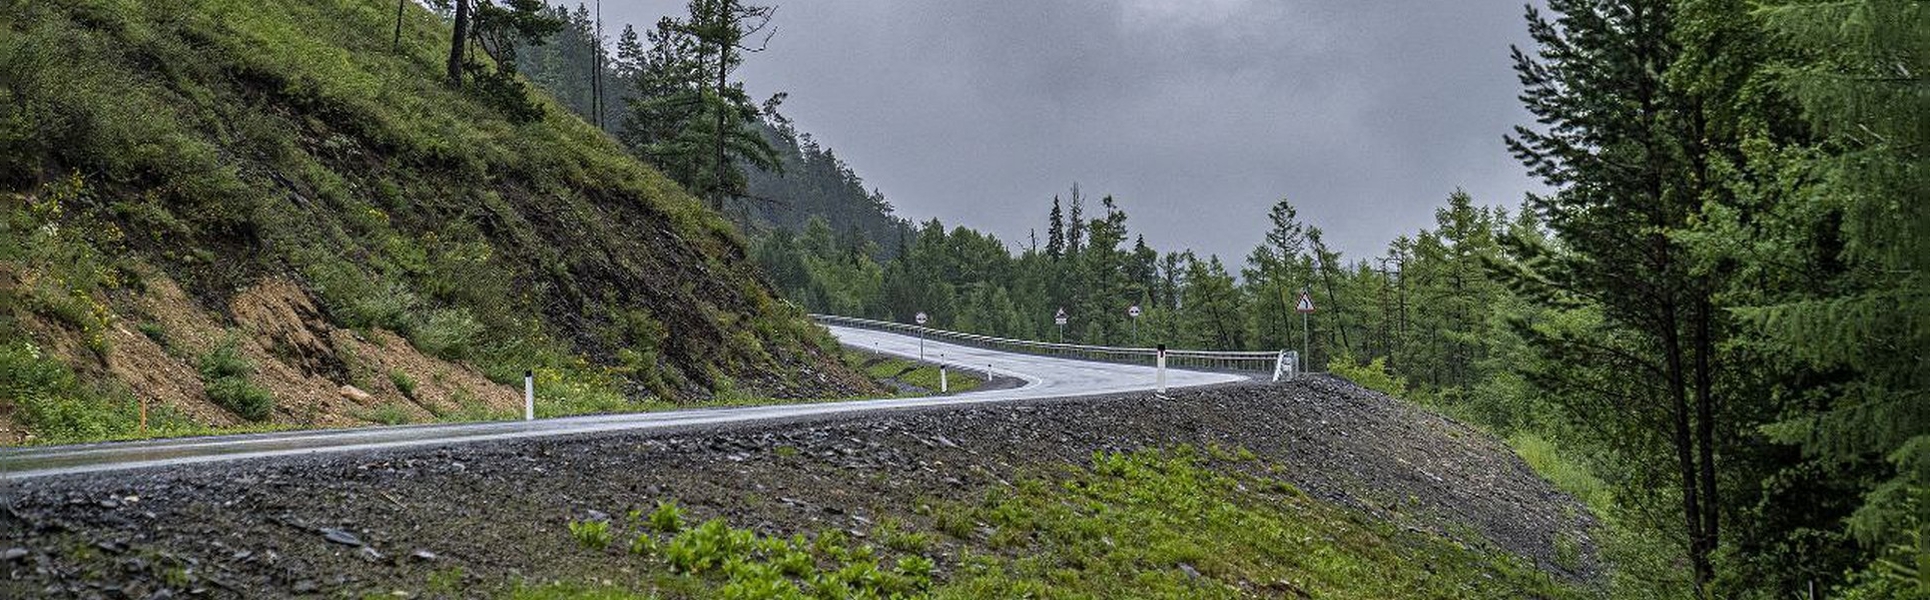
[1,376,1600,597]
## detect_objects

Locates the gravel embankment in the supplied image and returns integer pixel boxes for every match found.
[1,376,1599,598]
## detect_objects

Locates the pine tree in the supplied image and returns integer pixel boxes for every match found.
[1748,0,1929,587]
[1505,0,1731,588]
[1045,196,1066,260]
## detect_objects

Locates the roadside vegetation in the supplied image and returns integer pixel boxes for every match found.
[839,350,985,396]
[531,447,1586,599]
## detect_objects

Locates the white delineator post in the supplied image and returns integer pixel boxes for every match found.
[523,370,535,421]
[940,366,948,393]
[1155,344,1168,394]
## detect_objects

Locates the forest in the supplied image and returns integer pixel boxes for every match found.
[511,0,1925,597]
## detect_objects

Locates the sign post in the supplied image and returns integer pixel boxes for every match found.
[1295,291,1316,373]
[914,312,929,360]
[1054,308,1068,344]
[1127,304,1142,347]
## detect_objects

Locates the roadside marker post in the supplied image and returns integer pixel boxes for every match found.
[523,370,534,421]
[1295,291,1316,374]
[1155,344,1168,394]
[940,366,948,393]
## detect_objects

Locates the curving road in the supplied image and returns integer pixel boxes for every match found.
[0,325,1245,480]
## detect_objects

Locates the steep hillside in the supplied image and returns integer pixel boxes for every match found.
[0,0,873,444]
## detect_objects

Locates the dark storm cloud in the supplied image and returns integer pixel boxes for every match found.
[603,1,1544,261]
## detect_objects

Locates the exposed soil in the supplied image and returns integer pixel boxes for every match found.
[14,272,528,443]
[0,377,1602,598]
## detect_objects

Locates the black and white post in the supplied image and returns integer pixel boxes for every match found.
[914,311,928,361]
[523,369,534,421]
[1155,344,1168,394]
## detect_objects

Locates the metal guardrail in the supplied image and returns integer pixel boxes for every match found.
[812,314,1297,376]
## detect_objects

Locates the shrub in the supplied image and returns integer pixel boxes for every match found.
[204,377,274,422]
[649,500,686,534]
[388,369,416,398]
[413,307,483,359]
[197,340,274,421]
[1328,355,1409,398]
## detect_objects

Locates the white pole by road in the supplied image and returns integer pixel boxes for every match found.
[1155,345,1168,394]
[523,370,535,421]
[940,366,948,393]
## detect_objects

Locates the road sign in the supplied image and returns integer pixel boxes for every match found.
[914,312,928,325]
[1295,292,1316,313]
[1054,308,1068,326]
[1127,305,1141,318]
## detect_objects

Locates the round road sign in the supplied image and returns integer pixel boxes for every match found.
[1128,305,1142,318]
[915,312,929,325]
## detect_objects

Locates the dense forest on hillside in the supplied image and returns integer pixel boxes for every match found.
[518,0,1925,598]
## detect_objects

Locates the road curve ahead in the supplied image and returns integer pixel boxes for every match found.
[1,325,1246,480]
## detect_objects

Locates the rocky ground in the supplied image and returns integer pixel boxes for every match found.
[0,376,1601,598]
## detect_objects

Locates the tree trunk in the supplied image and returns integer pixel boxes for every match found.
[447,0,470,85]
[1693,293,1719,559]
[394,0,406,52]
[711,37,730,212]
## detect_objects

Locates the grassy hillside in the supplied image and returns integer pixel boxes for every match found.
[0,0,874,443]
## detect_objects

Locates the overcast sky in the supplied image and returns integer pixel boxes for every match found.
[604,0,1546,261]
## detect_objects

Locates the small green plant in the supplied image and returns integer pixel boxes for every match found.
[629,532,657,557]
[875,518,932,553]
[359,402,412,426]
[934,506,975,540]
[136,322,168,348]
[196,339,274,421]
[388,369,417,398]
[569,519,613,551]
[649,500,686,534]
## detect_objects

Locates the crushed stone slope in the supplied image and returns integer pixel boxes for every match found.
[0,377,1599,596]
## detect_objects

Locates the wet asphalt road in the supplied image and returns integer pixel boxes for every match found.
[0,325,1246,480]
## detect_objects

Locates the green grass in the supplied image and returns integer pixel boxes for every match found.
[388,369,417,398]
[525,448,1590,600]
[844,350,986,395]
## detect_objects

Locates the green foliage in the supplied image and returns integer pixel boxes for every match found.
[569,519,614,551]
[549,510,929,599]
[358,402,413,426]
[388,370,417,398]
[1328,356,1408,398]
[648,500,686,534]
[196,339,274,422]
[1,340,140,443]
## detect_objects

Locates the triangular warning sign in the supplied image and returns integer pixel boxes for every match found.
[1295,292,1316,313]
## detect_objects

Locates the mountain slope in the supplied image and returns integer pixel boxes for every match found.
[0,0,873,443]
